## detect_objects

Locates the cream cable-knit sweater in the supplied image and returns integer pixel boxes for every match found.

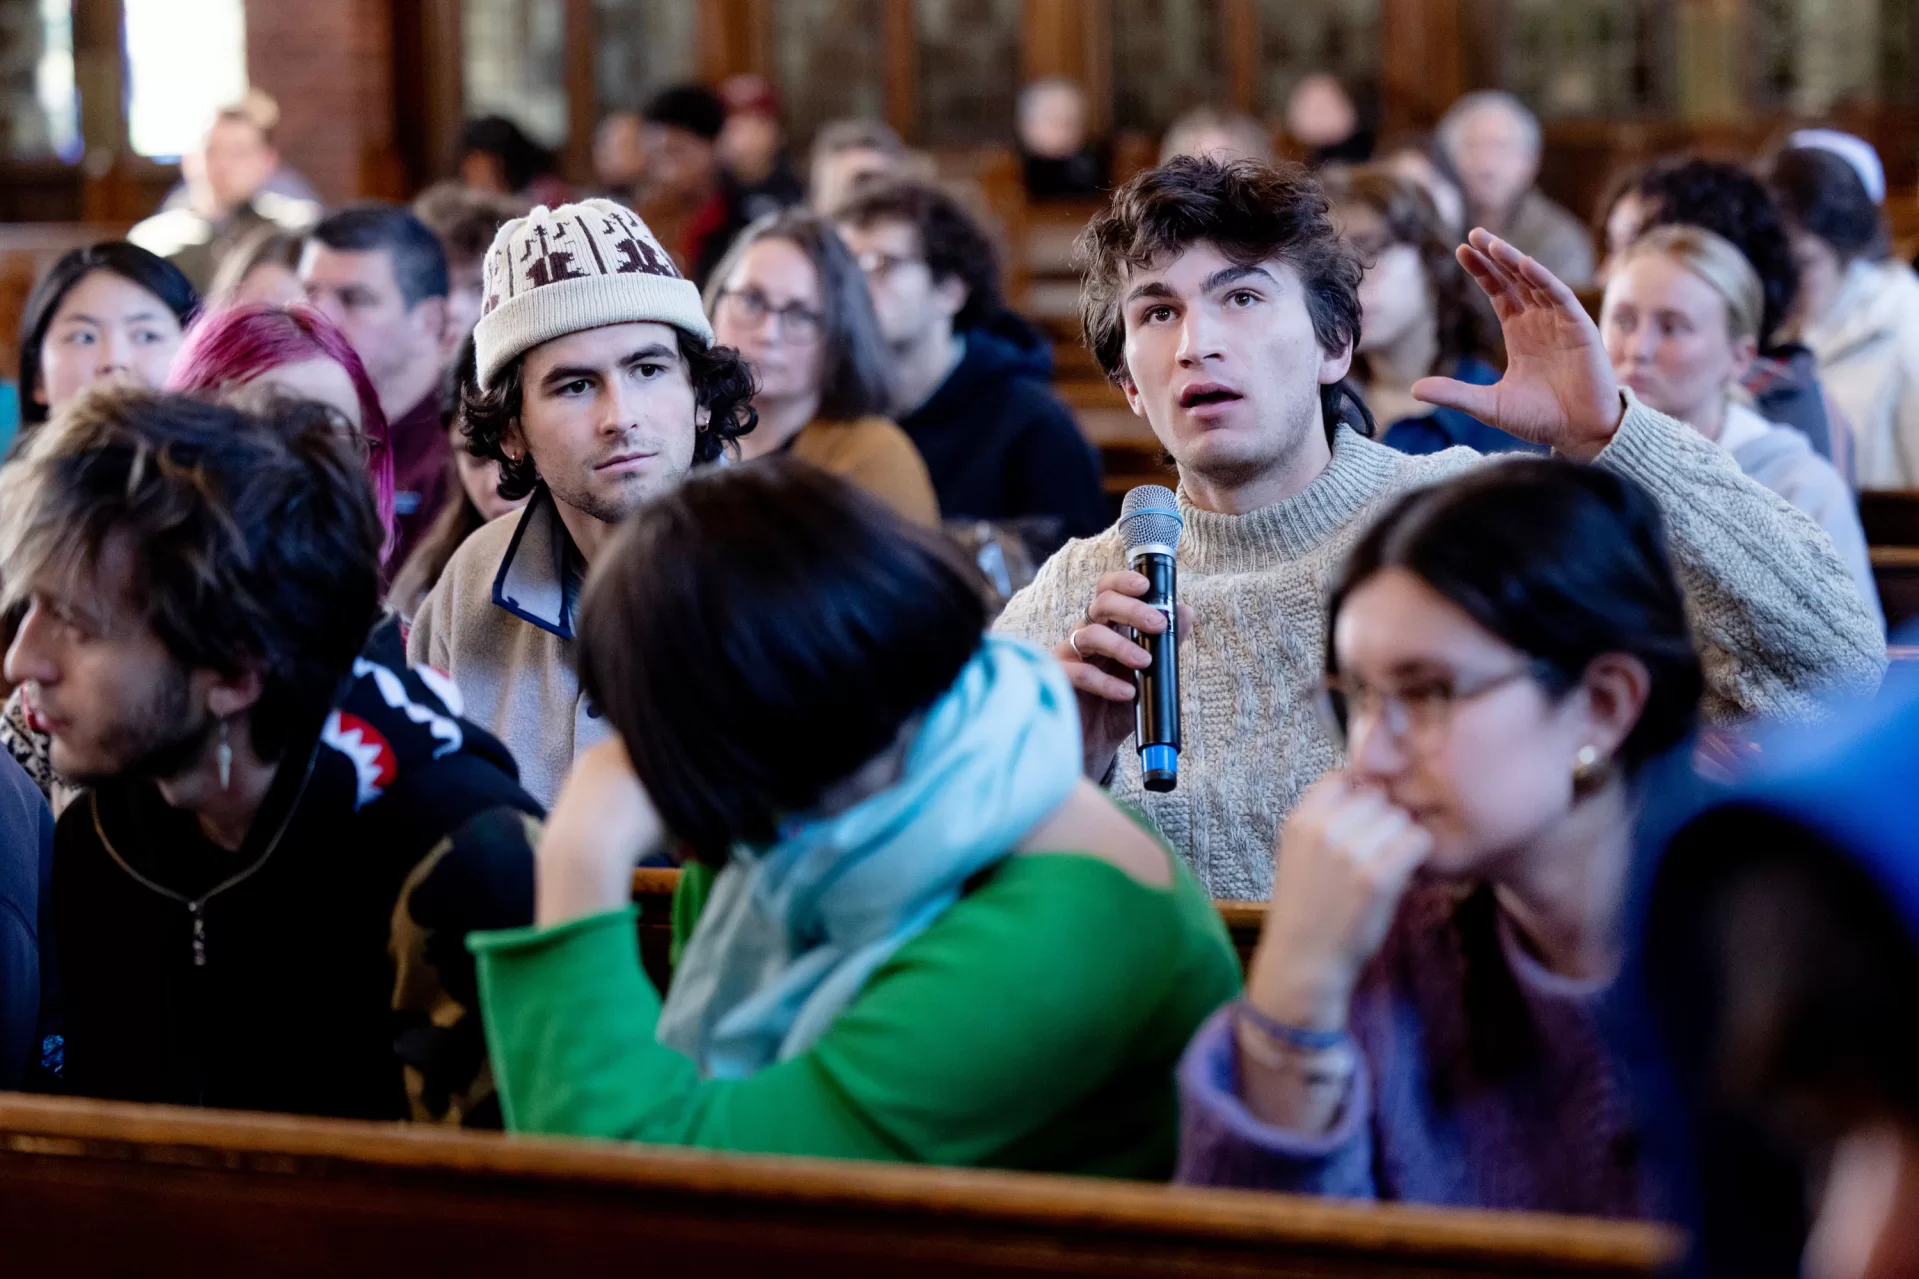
[997,396,1888,900]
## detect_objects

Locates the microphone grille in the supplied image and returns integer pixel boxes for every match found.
[1118,484,1182,552]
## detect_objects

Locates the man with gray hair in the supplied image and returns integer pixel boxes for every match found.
[1437,91,1594,287]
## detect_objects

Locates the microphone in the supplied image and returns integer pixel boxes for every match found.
[1118,484,1182,793]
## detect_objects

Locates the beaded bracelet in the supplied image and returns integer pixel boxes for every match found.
[1233,999,1349,1052]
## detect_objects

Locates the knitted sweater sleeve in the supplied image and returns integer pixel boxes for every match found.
[1595,396,1887,720]
[994,536,1103,652]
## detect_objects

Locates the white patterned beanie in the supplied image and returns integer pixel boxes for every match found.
[472,197,715,389]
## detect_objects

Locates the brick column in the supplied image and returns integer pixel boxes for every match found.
[245,0,403,204]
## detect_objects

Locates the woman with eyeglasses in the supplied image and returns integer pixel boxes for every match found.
[704,210,938,525]
[1177,458,1704,1217]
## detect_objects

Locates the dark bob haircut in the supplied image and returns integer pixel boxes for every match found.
[309,203,451,308]
[1766,146,1889,267]
[835,179,1007,333]
[578,456,988,864]
[1077,155,1369,441]
[0,386,382,763]
[1623,156,1802,346]
[18,242,200,428]
[703,208,894,422]
[460,328,758,503]
[1328,458,1703,775]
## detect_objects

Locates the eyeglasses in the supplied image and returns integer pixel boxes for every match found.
[853,249,926,281]
[715,289,825,343]
[1320,663,1539,752]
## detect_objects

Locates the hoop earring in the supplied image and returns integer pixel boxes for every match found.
[217,717,233,792]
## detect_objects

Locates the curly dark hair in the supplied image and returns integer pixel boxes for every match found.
[1076,155,1368,441]
[0,387,382,764]
[1765,145,1890,268]
[833,180,1006,332]
[1618,157,1802,346]
[460,330,758,503]
[1323,165,1493,372]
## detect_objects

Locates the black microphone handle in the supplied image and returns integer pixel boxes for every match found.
[1130,548,1179,791]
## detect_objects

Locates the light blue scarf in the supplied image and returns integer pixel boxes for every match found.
[655,635,1081,1079]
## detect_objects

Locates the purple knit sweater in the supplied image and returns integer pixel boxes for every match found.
[1176,883,1648,1217]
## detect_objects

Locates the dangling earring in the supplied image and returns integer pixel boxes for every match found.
[217,717,233,792]
[1571,744,1602,787]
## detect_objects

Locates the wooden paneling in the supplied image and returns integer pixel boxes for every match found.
[0,1093,1683,1278]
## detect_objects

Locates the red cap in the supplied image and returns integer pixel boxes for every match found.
[720,74,780,119]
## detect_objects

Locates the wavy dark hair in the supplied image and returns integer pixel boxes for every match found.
[1765,145,1890,267]
[702,208,893,421]
[578,456,986,864]
[0,387,382,763]
[1324,164,1494,372]
[1329,458,1703,776]
[1077,155,1369,441]
[460,329,758,503]
[18,242,199,429]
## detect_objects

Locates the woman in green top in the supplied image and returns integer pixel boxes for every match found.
[470,458,1240,1177]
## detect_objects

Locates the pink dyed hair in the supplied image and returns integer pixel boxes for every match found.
[167,302,399,562]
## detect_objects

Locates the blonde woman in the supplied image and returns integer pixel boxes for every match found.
[1602,224,1882,632]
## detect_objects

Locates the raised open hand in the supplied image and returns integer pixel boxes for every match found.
[1412,229,1625,461]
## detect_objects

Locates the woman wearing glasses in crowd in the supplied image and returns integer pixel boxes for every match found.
[703,210,938,525]
[1178,459,1704,1217]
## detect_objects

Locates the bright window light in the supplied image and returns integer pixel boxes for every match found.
[34,0,80,160]
[123,0,247,158]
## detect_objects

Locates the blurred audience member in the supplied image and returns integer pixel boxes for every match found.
[717,75,805,224]
[638,85,732,285]
[1018,78,1109,200]
[300,205,453,567]
[1376,135,1467,239]
[1787,127,1887,204]
[706,211,937,525]
[810,118,908,215]
[413,181,527,357]
[15,243,198,441]
[205,228,306,310]
[410,200,757,807]
[129,91,322,292]
[2,388,538,1121]
[389,335,526,621]
[838,181,1104,554]
[1284,74,1372,167]
[1179,459,1701,1212]
[1160,107,1275,167]
[1599,157,1847,469]
[1603,226,1879,630]
[1768,146,1919,490]
[469,458,1238,1172]
[1437,92,1594,287]
[592,110,648,203]
[456,115,566,206]
[167,302,399,562]
[1326,166,1530,455]
[1644,690,1919,1279]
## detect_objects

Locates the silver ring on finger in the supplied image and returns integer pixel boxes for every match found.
[1068,628,1086,660]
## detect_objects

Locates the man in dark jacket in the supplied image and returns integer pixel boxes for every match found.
[1,387,538,1123]
[0,751,52,1090]
[838,181,1105,558]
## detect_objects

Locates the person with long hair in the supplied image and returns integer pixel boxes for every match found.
[470,458,1239,1172]
[1325,166,1533,455]
[166,303,398,562]
[1602,226,1879,630]
[704,209,938,525]
[1178,459,1703,1215]
[15,242,199,440]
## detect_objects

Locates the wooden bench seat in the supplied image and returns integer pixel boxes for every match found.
[0,1093,1681,1277]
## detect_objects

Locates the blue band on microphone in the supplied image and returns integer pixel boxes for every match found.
[1140,744,1177,777]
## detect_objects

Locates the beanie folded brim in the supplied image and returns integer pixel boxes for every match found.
[475,272,715,389]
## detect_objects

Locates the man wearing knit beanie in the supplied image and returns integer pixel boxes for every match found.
[407,198,756,806]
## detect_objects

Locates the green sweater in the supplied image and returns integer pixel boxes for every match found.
[470,850,1241,1177]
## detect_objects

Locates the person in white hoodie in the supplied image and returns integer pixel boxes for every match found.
[1768,144,1919,491]
[1603,224,1884,633]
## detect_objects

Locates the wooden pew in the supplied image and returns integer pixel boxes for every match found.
[0,1093,1681,1277]
[635,869,1265,980]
